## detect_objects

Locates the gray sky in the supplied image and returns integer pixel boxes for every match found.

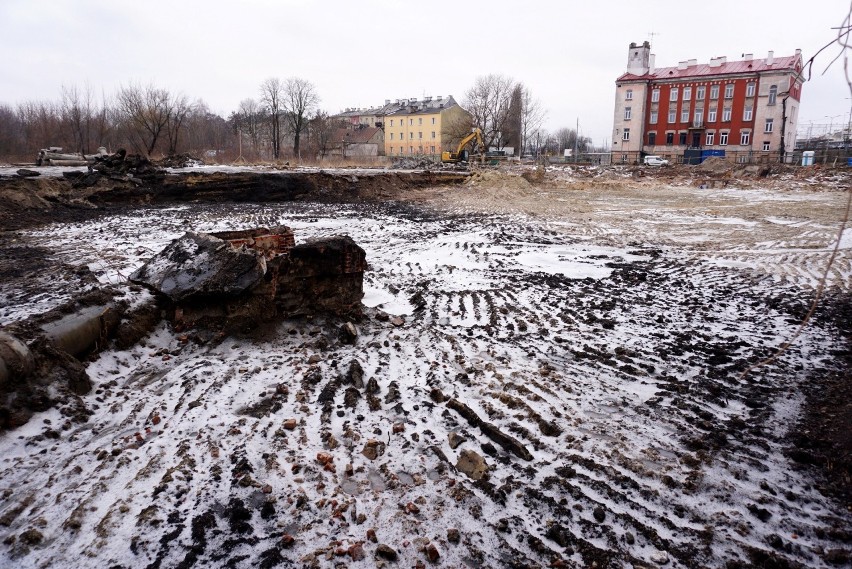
[2,0,850,145]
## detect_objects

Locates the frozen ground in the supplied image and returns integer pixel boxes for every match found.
[0,181,850,568]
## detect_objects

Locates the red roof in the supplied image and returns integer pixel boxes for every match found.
[331,126,382,145]
[617,55,801,82]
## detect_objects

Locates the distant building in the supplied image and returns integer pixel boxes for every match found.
[612,42,804,164]
[382,96,468,157]
[329,126,384,157]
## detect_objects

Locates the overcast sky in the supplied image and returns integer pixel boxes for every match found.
[2,0,850,145]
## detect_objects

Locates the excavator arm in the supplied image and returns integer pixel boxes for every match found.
[441,128,485,163]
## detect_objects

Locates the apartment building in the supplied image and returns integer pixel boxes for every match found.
[612,42,804,163]
[382,96,467,157]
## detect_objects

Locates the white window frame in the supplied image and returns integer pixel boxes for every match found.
[762,141,771,151]
[668,109,676,123]
[764,118,774,133]
[706,132,715,145]
[740,131,750,145]
[651,89,660,102]
[746,83,755,97]
[624,107,632,120]
[696,86,705,100]
[719,131,729,145]
[626,89,633,100]
[710,85,719,100]
[622,128,630,141]
[708,108,717,122]
[650,110,658,124]
[743,106,753,121]
[694,109,703,126]
[724,84,734,99]
[670,88,679,102]
[722,107,732,122]
[683,86,692,101]
[768,85,778,105]
[681,108,689,122]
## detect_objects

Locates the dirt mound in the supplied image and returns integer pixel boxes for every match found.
[466,169,531,190]
[695,156,734,175]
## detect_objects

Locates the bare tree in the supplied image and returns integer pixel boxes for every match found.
[520,88,546,157]
[116,82,172,155]
[283,77,319,160]
[260,78,284,160]
[235,98,263,156]
[165,94,194,155]
[463,74,517,150]
[306,110,335,159]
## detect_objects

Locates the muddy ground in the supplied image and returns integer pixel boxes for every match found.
[0,164,850,568]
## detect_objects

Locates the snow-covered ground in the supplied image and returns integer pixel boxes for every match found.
[0,186,850,568]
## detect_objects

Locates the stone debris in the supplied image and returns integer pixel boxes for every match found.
[456,449,488,481]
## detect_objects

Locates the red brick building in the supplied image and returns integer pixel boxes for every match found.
[612,42,804,164]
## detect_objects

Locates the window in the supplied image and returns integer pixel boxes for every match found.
[763,141,771,151]
[431,131,436,139]
[648,132,656,145]
[431,117,436,125]
[710,85,719,99]
[626,89,633,100]
[430,146,435,153]
[740,131,750,145]
[651,89,660,102]
[418,118,422,125]
[708,108,717,122]
[668,109,676,123]
[666,132,674,145]
[390,133,394,140]
[722,107,732,122]
[624,106,632,120]
[622,128,630,141]
[694,109,703,125]
[724,84,734,99]
[399,132,403,140]
[743,106,753,121]
[390,120,394,127]
[683,87,692,100]
[696,86,706,100]
[706,132,715,145]
[746,83,755,97]
[418,132,422,139]
[768,85,778,105]
[679,132,687,145]
[764,118,774,133]
[650,110,658,124]
[410,132,414,139]
[670,88,679,101]
[720,131,729,145]
[681,108,690,122]
[409,145,414,154]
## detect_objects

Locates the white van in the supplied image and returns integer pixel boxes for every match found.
[643,155,669,166]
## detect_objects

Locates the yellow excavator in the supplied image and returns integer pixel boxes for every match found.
[441,128,485,164]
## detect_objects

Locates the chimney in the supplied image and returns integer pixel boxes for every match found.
[766,50,774,65]
[743,53,753,61]
[385,99,390,105]
[437,95,443,100]
[688,58,697,67]
[678,60,688,70]
[424,96,432,102]
[649,53,656,73]
[795,48,801,57]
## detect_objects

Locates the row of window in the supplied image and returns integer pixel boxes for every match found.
[388,117,437,127]
[637,130,773,149]
[387,146,438,155]
[389,131,437,141]
[632,105,761,124]
[630,83,778,105]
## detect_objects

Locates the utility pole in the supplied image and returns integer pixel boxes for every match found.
[574,117,579,163]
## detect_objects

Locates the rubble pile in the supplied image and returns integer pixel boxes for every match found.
[156,153,204,168]
[130,227,367,332]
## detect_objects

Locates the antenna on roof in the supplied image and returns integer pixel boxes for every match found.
[647,30,660,47]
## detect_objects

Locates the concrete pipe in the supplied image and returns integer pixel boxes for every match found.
[0,331,35,387]
[40,305,117,357]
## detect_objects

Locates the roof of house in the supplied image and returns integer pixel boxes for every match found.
[617,54,802,83]
[331,126,382,145]
[332,96,460,120]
